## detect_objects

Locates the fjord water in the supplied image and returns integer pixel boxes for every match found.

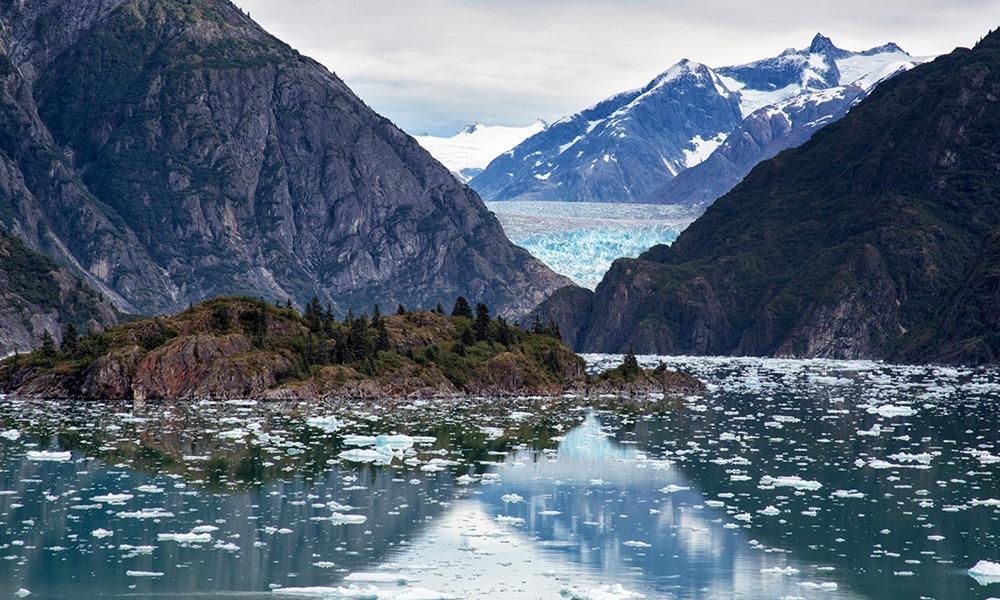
[0,357,997,599]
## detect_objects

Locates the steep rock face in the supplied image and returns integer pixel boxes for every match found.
[0,0,567,317]
[0,233,118,355]
[473,34,924,205]
[532,30,1000,365]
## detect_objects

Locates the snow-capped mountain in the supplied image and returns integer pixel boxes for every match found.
[472,34,928,205]
[648,84,868,207]
[415,120,547,182]
[471,60,744,202]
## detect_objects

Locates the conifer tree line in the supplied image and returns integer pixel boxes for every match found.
[270,294,563,373]
[38,295,564,374]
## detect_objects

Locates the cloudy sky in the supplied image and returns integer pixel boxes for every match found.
[234,0,998,136]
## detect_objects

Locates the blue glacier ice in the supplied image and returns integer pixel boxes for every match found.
[486,201,698,288]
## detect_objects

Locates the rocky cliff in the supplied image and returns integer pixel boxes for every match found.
[0,0,568,317]
[0,233,119,355]
[530,29,1000,366]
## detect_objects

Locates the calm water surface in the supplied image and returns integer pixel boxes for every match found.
[0,356,997,599]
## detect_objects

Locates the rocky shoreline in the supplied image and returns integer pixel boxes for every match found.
[0,297,703,402]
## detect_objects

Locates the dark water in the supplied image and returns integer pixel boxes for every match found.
[0,356,997,599]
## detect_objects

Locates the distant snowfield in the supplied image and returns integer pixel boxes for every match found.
[416,120,546,182]
[487,201,699,289]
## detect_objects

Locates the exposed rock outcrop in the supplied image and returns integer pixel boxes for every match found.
[0,0,568,317]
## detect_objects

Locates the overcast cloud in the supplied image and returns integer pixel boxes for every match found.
[233,0,1000,136]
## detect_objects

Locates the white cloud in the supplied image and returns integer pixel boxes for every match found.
[234,0,999,135]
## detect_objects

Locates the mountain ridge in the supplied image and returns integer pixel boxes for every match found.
[526,29,1000,365]
[0,0,569,319]
[472,34,927,207]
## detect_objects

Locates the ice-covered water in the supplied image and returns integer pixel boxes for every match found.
[0,357,998,599]
[486,201,698,288]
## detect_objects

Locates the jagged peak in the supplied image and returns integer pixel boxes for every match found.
[461,122,482,135]
[808,33,838,53]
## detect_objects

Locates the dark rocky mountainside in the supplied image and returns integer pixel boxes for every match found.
[0,233,119,355]
[530,29,1000,365]
[0,297,702,400]
[0,0,567,318]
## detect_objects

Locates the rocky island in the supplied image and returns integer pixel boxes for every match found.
[0,297,702,401]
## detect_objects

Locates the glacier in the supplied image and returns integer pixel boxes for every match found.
[487,201,698,289]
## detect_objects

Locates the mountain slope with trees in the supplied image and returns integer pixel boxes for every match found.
[0,233,119,356]
[529,29,1000,365]
[0,0,568,318]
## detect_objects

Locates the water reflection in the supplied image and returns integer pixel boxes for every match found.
[0,357,997,599]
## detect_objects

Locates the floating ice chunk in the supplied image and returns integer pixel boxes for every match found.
[501,493,524,504]
[214,541,240,552]
[479,426,505,439]
[760,566,800,575]
[326,513,367,525]
[867,404,915,417]
[344,572,415,584]
[91,493,133,505]
[971,499,1000,507]
[560,583,646,599]
[91,528,114,539]
[14,589,29,598]
[857,424,882,436]
[136,485,164,494]
[759,475,822,491]
[0,429,20,441]
[117,508,174,519]
[305,415,342,433]
[338,449,384,463]
[831,490,865,499]
[759,505,781,516]
[622,540,651,548]
[218,428,248,439]
[496,515,525,526]
[26,450,71,462]
[969,561,1000,585]
[798,581,838,590]
[659,484,690,494]
[887,452,933,464]
[191,525,219,534]
[126,570,164,577]
[158,532,212,544]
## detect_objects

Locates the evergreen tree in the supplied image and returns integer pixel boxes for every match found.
[460,325,475,346]
[396,304,407,316]
[451,296,472,318]
[496,317,514,347]
[285,298,294,310]
[374,317,390,353]
[530,315,544,335]
[304,295,323,331]
[621,349,640,377]
[474,303,491,341]
[435,303,444,314]
[345,315,371,362]
[40,330,56,358]
[544,320,562,342]
[62,323,79,353]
